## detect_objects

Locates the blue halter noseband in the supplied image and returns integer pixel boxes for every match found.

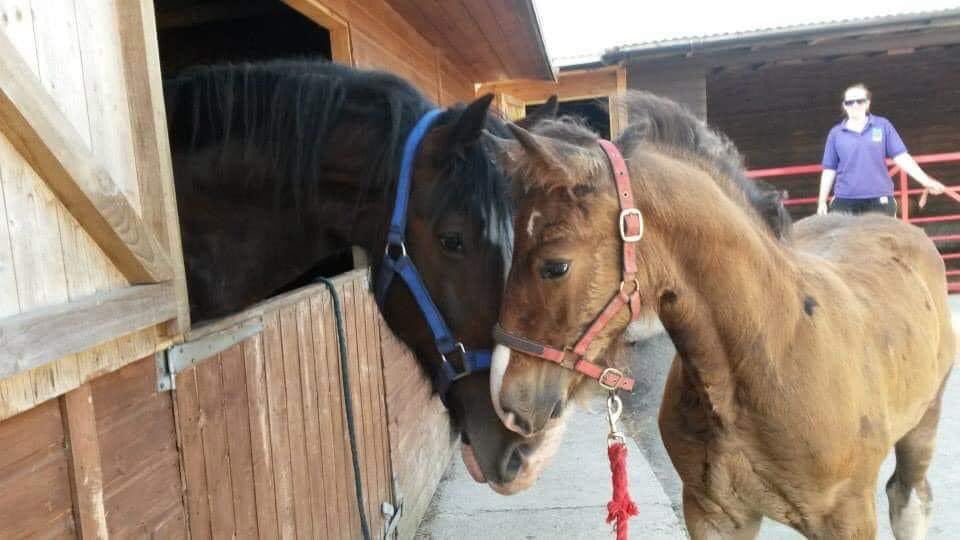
[374,109,492,403]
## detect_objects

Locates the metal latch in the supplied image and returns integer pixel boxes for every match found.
[382,499,403,539]
[156,318,264,391]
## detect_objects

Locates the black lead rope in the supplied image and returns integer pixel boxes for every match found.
[315,277,371,540]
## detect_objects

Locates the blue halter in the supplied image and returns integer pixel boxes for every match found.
[374,109,492,402]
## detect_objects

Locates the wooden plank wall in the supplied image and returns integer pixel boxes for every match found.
[0,0,180,420]
[0,355,188,539]
[91,358,188,537]
[379,319,455,540]
[295,0,477,106]
[626,60,708,119]
[174,272,394,539]
[478,66,622,103]
[0,399,75,538]
[477,66,627,135]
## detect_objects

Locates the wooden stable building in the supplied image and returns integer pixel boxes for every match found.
[481,10,960,217]
[477,9,960,285]
[603,10,960,215]
[0,1,552,538]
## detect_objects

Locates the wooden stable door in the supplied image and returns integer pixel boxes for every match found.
[0,0,187,420]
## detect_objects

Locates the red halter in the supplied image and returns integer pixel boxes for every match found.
[494,139,643,392]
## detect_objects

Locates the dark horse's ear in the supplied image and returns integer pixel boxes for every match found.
[515,95,558,129]
[448,93,495,148]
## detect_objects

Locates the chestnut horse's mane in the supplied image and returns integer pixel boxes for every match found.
[528,91,793,240]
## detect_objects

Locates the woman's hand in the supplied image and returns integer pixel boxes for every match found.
[923,178,946,195]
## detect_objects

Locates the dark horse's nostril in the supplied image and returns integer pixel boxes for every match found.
[499,444,525,483]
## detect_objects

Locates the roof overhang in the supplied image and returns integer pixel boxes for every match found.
[603,9,960,67]
[387,0,555,82]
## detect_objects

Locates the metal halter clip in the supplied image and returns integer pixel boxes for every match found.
[618,208,644,242]
[384,241,408,259]
[606,392,625,443]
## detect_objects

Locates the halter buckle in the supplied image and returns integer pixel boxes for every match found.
[619,208,644,242]
[559,346,579,369]
[440,342,467,364]
[599,367,626,391]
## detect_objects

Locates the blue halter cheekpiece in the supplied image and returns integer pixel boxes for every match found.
[375,109,492,402]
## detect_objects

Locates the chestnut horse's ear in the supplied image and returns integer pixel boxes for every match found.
[448,93,495,147]
[505,123,603,188]
[515,95,558,129]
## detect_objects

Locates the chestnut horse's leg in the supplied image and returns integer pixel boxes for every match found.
[885,383,946,540]
[814,488,878,540]
[681,487,761,540]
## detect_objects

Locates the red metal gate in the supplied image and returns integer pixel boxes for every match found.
[748,151,960,292]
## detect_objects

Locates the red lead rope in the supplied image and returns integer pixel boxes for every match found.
[607,442,639,540]
[605,394,638,539]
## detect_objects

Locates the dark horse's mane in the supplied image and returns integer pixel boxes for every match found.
[164,58,513,244]
[615,91,792,239]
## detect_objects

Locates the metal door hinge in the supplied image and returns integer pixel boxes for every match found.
[156,318,263,391]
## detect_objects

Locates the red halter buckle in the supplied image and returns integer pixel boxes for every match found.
[495,139,642,392]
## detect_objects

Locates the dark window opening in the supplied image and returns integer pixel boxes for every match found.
[155,0,332,77]
[527,97,611,139]
[156,0,355,301]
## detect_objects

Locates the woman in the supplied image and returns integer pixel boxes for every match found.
[817,83,945,216]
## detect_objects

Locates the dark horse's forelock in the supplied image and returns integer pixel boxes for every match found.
[430,113,514,249]
[164,58,511,247]
[615,91,792,239]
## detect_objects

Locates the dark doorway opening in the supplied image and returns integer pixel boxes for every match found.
[154,0,333,77]
[527,97,611,139]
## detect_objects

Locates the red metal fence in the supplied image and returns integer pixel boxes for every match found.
[747,152,960,292]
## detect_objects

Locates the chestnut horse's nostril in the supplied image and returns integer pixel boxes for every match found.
[502,408,535,436]
[499,444,525,484]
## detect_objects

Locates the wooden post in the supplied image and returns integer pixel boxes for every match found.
[61,384,109,539]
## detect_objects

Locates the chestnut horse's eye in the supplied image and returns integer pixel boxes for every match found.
[540,260,570,279]
[438,232,464,253]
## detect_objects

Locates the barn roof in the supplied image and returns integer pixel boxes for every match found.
[602,8,960,66]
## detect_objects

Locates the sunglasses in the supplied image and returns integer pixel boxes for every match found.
[843,98,868,106]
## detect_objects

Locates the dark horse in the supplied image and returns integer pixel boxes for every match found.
[164,59,564,492]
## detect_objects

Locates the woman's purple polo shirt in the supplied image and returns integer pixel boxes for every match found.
[821,114,908,198]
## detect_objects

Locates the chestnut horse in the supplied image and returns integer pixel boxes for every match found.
[165,60,564,493]
[489,93,954,537]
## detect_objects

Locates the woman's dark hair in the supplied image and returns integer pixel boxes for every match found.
[843,83,872,101]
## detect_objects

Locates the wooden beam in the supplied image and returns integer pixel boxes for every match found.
[115,0,191,334]
[0,282,177,378]
[61,384,109,540]
[155,1,281,29]
[282,0,354,65]
[0,29,173,284]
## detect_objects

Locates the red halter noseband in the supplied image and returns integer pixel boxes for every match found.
[494,139,643,392]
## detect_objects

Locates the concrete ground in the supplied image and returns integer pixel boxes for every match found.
[416,398,683,539]
[417,296,960,539]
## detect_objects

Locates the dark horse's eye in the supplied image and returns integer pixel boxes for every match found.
[438,232,464,253]
[540,260,570,279]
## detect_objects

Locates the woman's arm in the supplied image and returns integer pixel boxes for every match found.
[817,169,837,215]
[892,153,946,194]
